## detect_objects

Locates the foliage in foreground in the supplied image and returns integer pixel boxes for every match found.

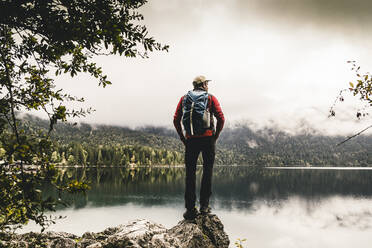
[235,238,247,248]
[0,0,167,231]
[329,61,372,144]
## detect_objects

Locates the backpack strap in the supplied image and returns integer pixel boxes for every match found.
[207,94,212,111]
[181,94,187,110]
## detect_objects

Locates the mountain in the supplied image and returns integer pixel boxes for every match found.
[19,114,372,166]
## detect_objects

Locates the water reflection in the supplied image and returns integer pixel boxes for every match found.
[33,166,372,248]
[50,166,372,210]
[50,166,186,208]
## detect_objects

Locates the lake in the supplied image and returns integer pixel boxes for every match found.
[20,166,372,248]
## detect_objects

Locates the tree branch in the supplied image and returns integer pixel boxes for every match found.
[0,47,19,142]
[336,124,372,146]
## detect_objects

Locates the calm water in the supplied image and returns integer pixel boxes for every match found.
[21,166,372,248]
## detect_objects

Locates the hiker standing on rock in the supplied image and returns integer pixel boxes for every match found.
[173,76,225,220]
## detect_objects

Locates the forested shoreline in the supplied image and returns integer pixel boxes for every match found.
[52,143,183,166]
[9,114,372,167]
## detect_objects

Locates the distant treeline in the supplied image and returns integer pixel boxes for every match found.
[53,143,183,166]
[12,114,372,166]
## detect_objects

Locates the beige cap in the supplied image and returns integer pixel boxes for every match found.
[192,75,211,87]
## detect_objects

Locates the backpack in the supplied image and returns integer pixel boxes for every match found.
[182,90,211,136]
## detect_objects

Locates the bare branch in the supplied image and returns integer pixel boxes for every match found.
[328,89,347,118]
[336,124,372,146]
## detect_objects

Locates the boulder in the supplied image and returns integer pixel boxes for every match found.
[0,214,229,248]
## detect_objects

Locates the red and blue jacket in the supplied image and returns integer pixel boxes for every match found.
[173,92,225,140]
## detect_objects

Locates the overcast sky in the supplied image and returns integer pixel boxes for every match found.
[51,0,372,135]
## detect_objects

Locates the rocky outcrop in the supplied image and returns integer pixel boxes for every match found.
[0,214,229,248]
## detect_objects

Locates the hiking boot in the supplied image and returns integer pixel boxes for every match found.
[200,206,211,215]
[183,207,198,220]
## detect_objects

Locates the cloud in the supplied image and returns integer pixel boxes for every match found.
[145,0,372,26]
[232,0,372,29]
[40,0,372,136]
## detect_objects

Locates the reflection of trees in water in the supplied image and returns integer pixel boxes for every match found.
[214,167,372,209]
[48,167,372,210]
[52,167,188,208]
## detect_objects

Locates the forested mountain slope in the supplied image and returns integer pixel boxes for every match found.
[218,126,371,166]
[19,115,372,166]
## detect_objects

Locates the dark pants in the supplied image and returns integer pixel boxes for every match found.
[185,136,215,210]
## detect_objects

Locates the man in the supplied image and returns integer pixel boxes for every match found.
[173,75,225,220]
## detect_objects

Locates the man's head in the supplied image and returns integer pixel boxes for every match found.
[192,75,210,91]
